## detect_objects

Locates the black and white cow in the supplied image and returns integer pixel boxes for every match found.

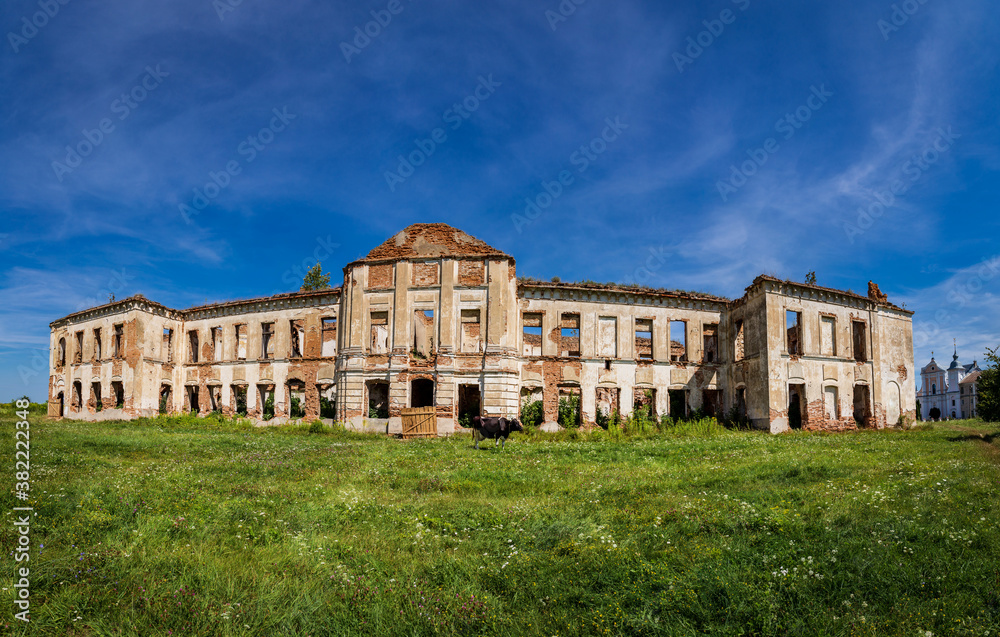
[471,416,524,450]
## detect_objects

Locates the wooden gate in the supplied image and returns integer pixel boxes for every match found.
[401,406,437,439]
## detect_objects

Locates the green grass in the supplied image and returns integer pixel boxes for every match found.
[2,404,1000,636]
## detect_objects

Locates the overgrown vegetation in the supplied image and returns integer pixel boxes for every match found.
[520,399,544,427]
[2,405,999,635]
[300,262,332,291]
[978,345,1000,422]
[557,395,581,428]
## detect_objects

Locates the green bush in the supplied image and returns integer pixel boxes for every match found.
[520,400,544,427]
[558,395,581,428]
[263,394,275,420]
[308,419,326,434]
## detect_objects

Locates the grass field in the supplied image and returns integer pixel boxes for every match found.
[2,404,999,636]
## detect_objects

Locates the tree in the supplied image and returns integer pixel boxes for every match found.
[978,345,1000,422]
[805,271,817,285]
[301,263,331,291]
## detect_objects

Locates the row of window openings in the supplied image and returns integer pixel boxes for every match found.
[63,380,126,412]
[164,318,337,363]
[369,309,484,355]
[153,384,335,418]
[57,325,125,365]
[521,314,720,363]
[785,311,869,362]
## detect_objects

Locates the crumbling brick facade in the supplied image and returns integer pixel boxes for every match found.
[48,224,916,434]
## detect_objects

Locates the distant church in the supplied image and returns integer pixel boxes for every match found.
[917,343,981,420]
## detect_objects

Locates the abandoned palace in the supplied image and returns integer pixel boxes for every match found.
[48,223,916,434]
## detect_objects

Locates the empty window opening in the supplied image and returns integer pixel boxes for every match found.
[788,383,806,430]
[668,389,688,419]
[112,381,124,409]
[186,386,200,414]
[113,324,124,358]
[702,388,721,418]
[461,309,482,353]
[232,385,248,416]
[57,338,66,366]
[188,330,199,363]
[411,378,435,408]
[820,316,837,357]
[56,391,64,417]
[367,380,389,418]
[212,327,223,362]
[370,312,389,354]
[852,321,868,362]
[209,386,222,413]
[560,314,580,358]
[159,384,171,415]
[598,316,617,358]
[319,384,337,418]
[289,320,305,358]
[261,323,274,360]
[734,320,745,361]
[522,313,542,356]
[520,386,544,427]
[635,319,653,361]
[703,324,719,363]
[412,310,435,358]
[595,387,621,428]
[93,328,102,360]
[162,328,173,363]
[931,383,936,395]
[235,324,247,361]
[604,359,612,371]
[853,384,872,427]
[786,311,802,356]
[258,384,275,420]
[91,382,102,412]
[670,321,687,362]
[457,384,481,428]
[824,386,839,420]
[71,381,82,411]
[558,386,582,428]
[287,380,306,419]
[321,317,337,357]
[74,331,83,363]
[634,388,656,420]
[736,387,747,420]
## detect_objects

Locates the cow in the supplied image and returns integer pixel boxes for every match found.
[471,416,524,450]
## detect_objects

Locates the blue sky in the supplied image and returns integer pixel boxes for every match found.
[1,0,998,401]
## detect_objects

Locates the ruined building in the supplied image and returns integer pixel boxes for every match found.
[48,223,916,433]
